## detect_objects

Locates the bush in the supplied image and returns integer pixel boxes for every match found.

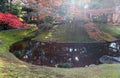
[13,50,22,58]
[0,12,27,30]
[56,63,72,68]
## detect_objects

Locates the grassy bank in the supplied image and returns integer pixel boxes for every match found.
[97,24,120,37]
[0,26,120,78]
[33,25,94,42]
[0,52,120,78]
[0,28,36,52]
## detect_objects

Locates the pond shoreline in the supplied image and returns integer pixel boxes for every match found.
[10,39,120,67]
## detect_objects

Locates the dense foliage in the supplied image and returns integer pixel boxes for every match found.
[21,0,117,24]
[0,0,22,15]
[0,0,9,12]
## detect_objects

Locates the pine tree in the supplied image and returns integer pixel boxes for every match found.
[0,0,9,12]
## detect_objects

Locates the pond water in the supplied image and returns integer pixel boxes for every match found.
[9,40,120,67]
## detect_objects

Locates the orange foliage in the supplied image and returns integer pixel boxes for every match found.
[39,14,50,19]
[40,0,51,7]
[31,14,50,20]
[40,0,62,7]
[53,0,62,6]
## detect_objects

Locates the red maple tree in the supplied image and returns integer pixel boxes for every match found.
[0,12,27,29]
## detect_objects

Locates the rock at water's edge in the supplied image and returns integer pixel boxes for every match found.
[99,55,120,64]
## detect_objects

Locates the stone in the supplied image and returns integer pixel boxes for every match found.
[0,40,3,44]
[99,55,120,64]
[85,65,89,67]
[89,64,96,67]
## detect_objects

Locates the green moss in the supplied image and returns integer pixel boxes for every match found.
[0,24,120,52]
[97,24,120,37]
[52,25,93,42]
[0,52,120,78]
[0,25,120,78]
[0,28,35,52]
[33,30,52,41]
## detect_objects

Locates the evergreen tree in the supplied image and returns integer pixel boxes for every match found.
[0,0,9,12]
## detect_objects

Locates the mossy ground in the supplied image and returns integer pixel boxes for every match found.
[0,28,35,52]
[0,25,120,78]
[0,52,120,78]
[33,25,94,42]
[97,24,120,37]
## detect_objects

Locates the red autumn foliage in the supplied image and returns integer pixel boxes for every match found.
[0,12,27,28]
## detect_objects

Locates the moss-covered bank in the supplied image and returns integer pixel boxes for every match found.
[0,28,120,78]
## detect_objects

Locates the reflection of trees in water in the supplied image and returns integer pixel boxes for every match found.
[11,40,120,67]
[9,39,120,67]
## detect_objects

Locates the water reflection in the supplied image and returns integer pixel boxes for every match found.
[9,40,120,67]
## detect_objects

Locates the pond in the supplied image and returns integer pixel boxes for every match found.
[9,40,120,68]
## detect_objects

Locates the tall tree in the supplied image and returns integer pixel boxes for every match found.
[90,0,115,9]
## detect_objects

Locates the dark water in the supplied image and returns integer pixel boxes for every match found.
[9,40,120,67]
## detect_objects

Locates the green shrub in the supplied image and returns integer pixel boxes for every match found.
[13,50,22,58]
[56,63,72,68]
